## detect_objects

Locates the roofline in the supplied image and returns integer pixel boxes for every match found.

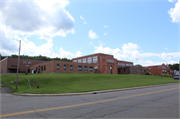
[7,57,48,61]
[72,53,113,59]
[0,57,8,62]
[117,60,133,63]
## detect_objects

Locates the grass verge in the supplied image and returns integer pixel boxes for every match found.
[1,73,179,94]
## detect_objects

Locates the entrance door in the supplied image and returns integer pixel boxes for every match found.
[110,66,112,74]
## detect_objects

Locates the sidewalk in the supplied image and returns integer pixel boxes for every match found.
[13,83,179,96]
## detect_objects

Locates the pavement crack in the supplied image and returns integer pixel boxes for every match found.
[33,108,46,118]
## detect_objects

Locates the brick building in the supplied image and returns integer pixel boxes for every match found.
[72,53,133,74]
[0,57,47,74]
[118,65,147,75]
[147,64,174,75]
[30,60,95,74]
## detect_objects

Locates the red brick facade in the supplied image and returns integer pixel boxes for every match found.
[30,60,95,74]
[72,53,133,74]
[147,64,174,75]
[1,54,175,75]
[0,57,47,74]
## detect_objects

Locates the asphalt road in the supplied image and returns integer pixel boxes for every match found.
[1,84,179,118]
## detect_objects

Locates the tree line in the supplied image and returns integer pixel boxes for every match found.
[0,54,72,62]
[168,63,179,71]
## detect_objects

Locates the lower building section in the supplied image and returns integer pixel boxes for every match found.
[30,60,95,74]
[118,65,147,75]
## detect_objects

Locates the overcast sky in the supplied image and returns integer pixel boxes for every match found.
[0,0,180,66]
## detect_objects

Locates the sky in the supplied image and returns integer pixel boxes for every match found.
[0,0,180,66]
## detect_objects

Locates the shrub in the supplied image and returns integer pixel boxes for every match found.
[145,71,151,75]
[161,74,173,77]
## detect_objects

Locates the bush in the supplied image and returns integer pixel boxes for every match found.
[145,71,151,75]
[161,74,173,77]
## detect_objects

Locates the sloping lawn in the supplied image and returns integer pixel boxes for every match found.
[1,73,179,94]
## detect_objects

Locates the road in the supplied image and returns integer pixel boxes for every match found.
[1,84,179,118]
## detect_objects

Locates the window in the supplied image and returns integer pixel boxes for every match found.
[41,66,43,71]
[73,60,77,62]
[131,69,135,72]
[162,66,166,69]
[94,66,98,71]
[44,65,46,71]
[70,65,73,70]
[93,56,97,63]
[23,61,26,64]
[64,65,66,70]
[84,66,88,71]
[87,57,92,63]
[78,59,81,63]
[107,59,114,63]
[118,63,125,67]
[57,64,59,70]
[28,62,31,65]
[124,69,126,72]
[162,70,164,73]
[78,66,82,71]
[149,67,151,70]
[82,58,86,63]
[89,67,93,71]
[130,64,132,66]
[126,64,130,67]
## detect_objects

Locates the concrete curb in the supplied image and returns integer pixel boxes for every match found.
[13,83,179,96]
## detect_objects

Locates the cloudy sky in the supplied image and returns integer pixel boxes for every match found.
[0,0,180,66]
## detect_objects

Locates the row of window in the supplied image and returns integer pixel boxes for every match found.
[56,64,94,71]
[37,65,46,71]
[23,61,32,65]
[73,56,98,64]
[118,63,132,67]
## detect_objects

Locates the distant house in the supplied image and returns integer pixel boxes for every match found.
[147,64,174,76]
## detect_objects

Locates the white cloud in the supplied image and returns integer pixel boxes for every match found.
[168,0,178,2]
[104,25,107,28]
[95,42,141,61]
[104,32,108,35]
[142,52,180,59]
[88,30,99,39]
[94,42,180,62]
[59,47,74,58]
[0,27,19,56]
[168,0,180,23]
[74,51,82,57]
[0,0,75,40]
[80,15,87,24]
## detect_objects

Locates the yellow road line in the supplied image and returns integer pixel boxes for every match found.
[1,87,179,118]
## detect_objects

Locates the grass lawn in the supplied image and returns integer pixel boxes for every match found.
[1,73,179,94]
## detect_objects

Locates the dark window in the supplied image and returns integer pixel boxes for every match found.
[124,69,126,72]
[64,64,66,70]
[44,65,46,71]
[70,65,73,70]
[89,67,93,71]
[78,66,82,71]
[84,66,88,71]
[57,64,59,70]
[41,66,43,71]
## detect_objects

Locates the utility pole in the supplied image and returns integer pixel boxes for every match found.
[16,40,21,89]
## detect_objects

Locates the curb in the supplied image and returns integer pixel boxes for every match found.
[13,83,179,96]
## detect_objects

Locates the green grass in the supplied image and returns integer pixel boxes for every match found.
[1,73,179,94]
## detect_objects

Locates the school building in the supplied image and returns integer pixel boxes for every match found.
[0,53,175,75]
[147,64,174,76]
[0,57,47,74]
